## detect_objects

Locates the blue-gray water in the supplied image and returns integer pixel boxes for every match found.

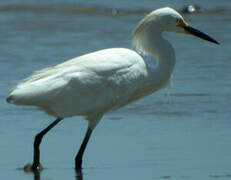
[1,0,231,180]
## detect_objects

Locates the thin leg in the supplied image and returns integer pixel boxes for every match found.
[75,127,93,171]
[31,118,63,171]
[33,171,40,180]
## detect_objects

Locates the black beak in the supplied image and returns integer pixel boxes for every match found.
[184,25,219,45]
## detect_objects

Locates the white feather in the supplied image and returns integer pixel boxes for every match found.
[8,7,189,126]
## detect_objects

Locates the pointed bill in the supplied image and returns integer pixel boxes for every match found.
[184,25,219,45]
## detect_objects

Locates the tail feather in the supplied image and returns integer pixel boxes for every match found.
[6,95,14,104]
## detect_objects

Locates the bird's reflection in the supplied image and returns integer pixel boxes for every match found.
[28,169,84,180]
[75,169,84,180]
[32,171,40,180]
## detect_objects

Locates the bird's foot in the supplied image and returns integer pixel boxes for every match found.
[75,168,83,179]
[75,164,82,172]
[75,164,83,180]
[23,163,43,173]
[75,159,82,173]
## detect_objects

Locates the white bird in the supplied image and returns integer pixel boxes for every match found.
[6,7,218,172]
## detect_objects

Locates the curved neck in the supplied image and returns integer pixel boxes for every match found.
[152,33,175,84]
[133,22,176,87]
[143,31,175,87]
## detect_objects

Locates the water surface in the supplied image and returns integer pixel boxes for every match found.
[0,0,231,180]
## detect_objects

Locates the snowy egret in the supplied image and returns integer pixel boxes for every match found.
[6,7,218,172]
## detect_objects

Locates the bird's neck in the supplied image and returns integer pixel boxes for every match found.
[133,23,176,88]
[150,34,175,86]
[140,31,175,87]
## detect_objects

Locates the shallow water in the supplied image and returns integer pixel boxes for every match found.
[1,0,231,180]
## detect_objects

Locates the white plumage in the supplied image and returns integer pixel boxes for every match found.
[6,7,218,171]
[8,48,154,120]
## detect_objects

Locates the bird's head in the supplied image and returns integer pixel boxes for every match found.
[133,7,219,48]
[157,7,219,44]
[150,7,186,33]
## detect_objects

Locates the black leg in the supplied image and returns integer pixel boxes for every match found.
[75,169,83,180]
[75,127,93,171]
[33,171,41,180]
[28,118,63,171]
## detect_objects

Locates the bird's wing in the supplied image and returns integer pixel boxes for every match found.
[8,48,147,117]
[45,48,147,116]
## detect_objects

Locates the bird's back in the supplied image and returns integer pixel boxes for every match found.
[7,48,149,118]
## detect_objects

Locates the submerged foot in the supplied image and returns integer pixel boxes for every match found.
[75,159,82,172]
[75,169,83,180]
[23,163,43,173]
